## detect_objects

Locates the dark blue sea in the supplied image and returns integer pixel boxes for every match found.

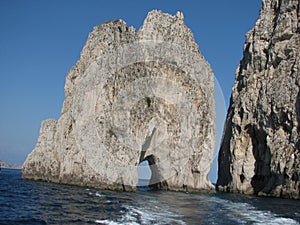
[0,169,299,225]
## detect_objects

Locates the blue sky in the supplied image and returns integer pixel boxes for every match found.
[0,0,261,182]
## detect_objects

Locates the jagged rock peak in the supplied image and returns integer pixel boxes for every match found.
[138,10,201,54]
[23,10,216,193]
[217,0,300,199]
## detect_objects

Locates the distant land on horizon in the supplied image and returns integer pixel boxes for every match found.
[0,160,22,170]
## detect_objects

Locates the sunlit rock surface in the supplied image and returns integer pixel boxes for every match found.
[23,10,215,192]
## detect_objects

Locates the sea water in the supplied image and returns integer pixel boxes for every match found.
[0,169,299,224]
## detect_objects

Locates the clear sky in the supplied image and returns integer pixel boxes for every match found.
[0,0,261,182]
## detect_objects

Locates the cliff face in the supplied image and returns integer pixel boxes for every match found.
[217,0,300,199]
[23,10,215,192]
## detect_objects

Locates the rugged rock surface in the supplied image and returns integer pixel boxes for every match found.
[217,0,300,199]
[23,10,215,192]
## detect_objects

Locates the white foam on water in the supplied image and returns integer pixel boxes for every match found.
[128,205,186,225]
[95,219,136,225]
[211,197,299,225]
[95,204,186,225]
[253,217,300,225]
[95,192,104,198]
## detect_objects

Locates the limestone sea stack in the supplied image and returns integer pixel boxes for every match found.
[23,10,216,192]
[217,0,300,199]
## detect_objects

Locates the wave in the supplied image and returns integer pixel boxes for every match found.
[209,196,300,225]
[95,204,186,225]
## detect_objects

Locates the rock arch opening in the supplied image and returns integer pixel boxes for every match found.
[137,160,151,189]
[137,154,169,190]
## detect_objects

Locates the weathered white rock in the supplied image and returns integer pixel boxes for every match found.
[23,10,215,192]
[217,0,300,199]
